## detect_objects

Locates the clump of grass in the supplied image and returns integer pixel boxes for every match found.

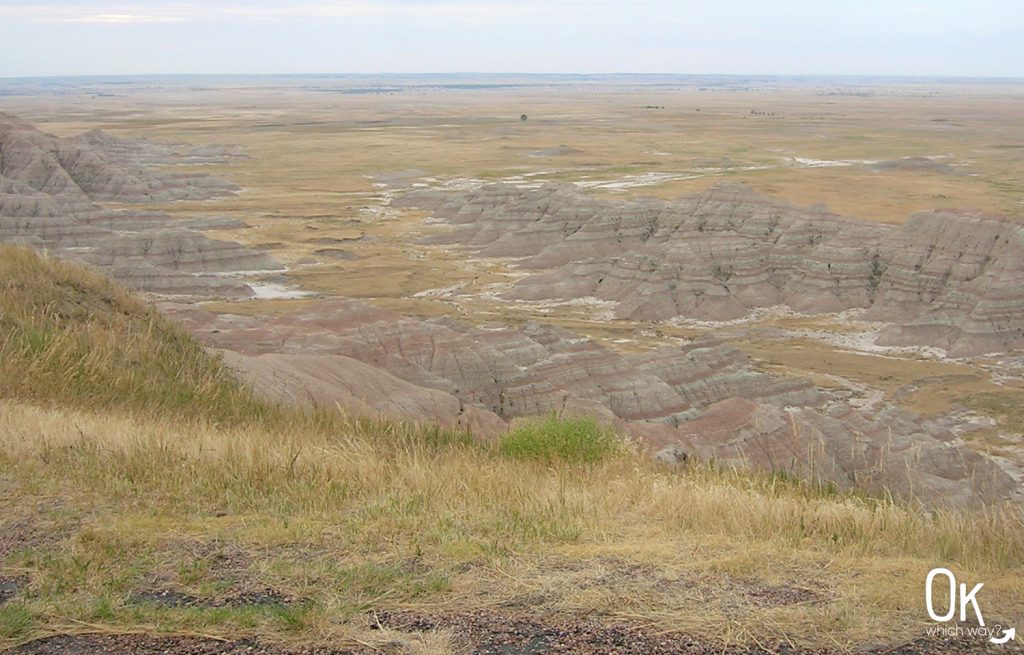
[0,603,36,639]
[499,414,622,463]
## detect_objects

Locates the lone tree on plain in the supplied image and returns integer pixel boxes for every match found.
[520,114,528,122]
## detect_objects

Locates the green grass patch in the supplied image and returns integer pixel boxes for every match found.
[499,414,622,464]
[965,392,1024,434]
[0,603,36,639]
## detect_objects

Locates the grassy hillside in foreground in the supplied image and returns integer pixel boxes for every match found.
[0,244,265,423]
[0,245,1022,653]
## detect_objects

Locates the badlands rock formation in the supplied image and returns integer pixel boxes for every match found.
[395,183,1024,357]
[3,111,1013,505]
[871,157,958,174]
[74,127,247,167]
[165,297,1015,506]
[655,398,1010,506]
[0,112,277,297]
[0,113,237,203]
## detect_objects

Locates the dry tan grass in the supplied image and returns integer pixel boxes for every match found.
[2,399,1023,651]
[0,245,270,423]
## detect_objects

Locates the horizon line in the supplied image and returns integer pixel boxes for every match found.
[2,71,1023,82]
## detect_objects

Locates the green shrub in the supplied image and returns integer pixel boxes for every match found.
[499,414,621,463]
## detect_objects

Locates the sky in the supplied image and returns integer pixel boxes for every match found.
[0,0,1021,78]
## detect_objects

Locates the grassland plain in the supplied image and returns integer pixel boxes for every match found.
[8,80,1023,224]
[2,249,1024,654]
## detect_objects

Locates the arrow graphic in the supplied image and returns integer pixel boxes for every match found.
[990,627,1016,645]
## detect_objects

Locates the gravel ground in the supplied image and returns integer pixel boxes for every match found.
[9,611,1020,655]
[373,609,1024,655]
[6,635,372,655]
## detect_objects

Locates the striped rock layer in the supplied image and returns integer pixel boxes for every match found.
[396,183,1024,357]
[0,112,276,297]
[166,298,1016,507]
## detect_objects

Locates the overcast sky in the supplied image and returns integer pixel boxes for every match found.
[0,0,1021,78]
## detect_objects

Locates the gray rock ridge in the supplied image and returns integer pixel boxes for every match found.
[395,182,1024,356]
[166,297,821,427]
[0,112,276,298]
[219,350,508,438]
[165,297,1017,507]
[654,397,1012,508]
[871,156,960,174]
[0,113,239,203]
[73,127,247,167]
